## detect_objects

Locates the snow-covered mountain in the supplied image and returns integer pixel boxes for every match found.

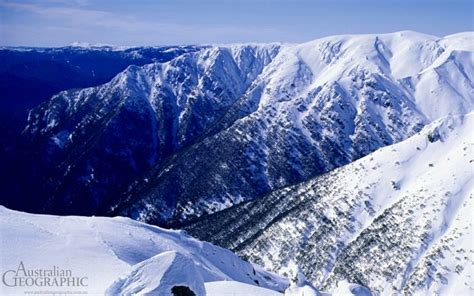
[0,44,199,114]
[0,206,288,295]
[0,45,201,213]
[124,31,472,225]
[185,112,474,294]
[10,31,474,225]
[18,44,279,216]
[2,31,473,296]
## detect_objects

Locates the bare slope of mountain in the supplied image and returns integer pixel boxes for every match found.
[185,112,474,295]
[17,31,474,224]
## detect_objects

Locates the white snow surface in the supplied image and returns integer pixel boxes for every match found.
[332,281,373,296]
[285,285,321,296]
[0,207,287,295]
[106,251,206,296]
[205,281,283,296]
[256,31,473,120]
[284,264,322,296]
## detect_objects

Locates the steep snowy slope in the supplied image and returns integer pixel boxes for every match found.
[0,45,198,154]
[18,44,279,215]
[18,31,474,225]
[0,206,287,295]
[0,45,199,115]
[0,45,201,214]
[185,112,474,294]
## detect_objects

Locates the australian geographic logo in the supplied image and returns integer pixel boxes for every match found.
[2,262,88,288]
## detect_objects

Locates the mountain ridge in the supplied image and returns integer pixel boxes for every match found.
[117,31,473,224]
[2,31,473,227]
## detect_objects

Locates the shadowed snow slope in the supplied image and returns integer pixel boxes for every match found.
[186,112,474,295]
[14,31,473,225]
[0,207,287,295]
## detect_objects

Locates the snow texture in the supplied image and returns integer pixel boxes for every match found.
[0,207,287,295]
[186,112,474,294]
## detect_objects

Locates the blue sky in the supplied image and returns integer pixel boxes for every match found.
[0,0,473,46]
